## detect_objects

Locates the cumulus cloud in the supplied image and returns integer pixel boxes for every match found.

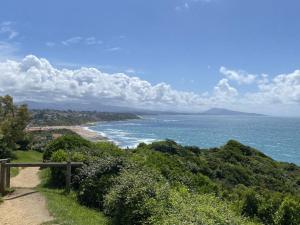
[219,66,256,84]
[246,70,300,104]
[0,55,210,110]
[1,55,300,114]
[213,78,238,102]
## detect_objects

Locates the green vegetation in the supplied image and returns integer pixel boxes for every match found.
[1,95,299,224]
[39,169,109,225]
[10,150,43,177]
[0,95,30,158]
[28,128,78,152]
[30,109,139,126]
[13,150,43,163]
[43,134,92,160]
[44,136,300,225]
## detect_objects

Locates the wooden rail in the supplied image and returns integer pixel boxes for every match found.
[0,160,83,195]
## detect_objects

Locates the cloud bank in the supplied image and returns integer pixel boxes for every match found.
[0,55,210,110]
[0,55,300,115]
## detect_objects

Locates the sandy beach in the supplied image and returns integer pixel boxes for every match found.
[27,125,108,142]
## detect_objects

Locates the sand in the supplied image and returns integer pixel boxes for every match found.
[27,125,108,142]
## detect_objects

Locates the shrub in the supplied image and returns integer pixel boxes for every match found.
[149,139,181,154]
[257,192,283,225]
[241,189,260,217]
[43,134,92,160]
[148,186,259,225]
[0,141,13,159]
[76,157,126,209]
[49,149,68,186]
[103,167,168,225]
[274,196,300,225]
[49,149,86,187]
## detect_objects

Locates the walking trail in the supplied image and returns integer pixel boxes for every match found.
[0,167,54,225]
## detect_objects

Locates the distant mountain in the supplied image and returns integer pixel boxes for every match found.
[19,101,194,115]
[199,108,265,116]
[18,101,265,116]
[19,101,146,113]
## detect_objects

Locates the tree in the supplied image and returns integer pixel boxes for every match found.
[0,95,30,157]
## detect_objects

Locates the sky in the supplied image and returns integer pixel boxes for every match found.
[0,0,300,116]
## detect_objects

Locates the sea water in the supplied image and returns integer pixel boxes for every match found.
[88,115,300,165]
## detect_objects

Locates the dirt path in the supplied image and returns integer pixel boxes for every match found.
[0,167,54,225]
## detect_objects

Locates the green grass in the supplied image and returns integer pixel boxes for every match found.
[13,150,43,163]
[38,169,110,225]
[10,150,43,177]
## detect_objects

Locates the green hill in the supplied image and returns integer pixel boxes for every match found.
[42,136,300,225]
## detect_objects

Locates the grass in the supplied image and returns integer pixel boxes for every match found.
[38,168,110,225]
[13,150,43,163]
[7,150,108,224]
[10,150,43,177]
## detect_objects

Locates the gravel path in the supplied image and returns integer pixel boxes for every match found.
[0,167,54,225]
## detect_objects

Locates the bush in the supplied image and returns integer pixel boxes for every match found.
[274,196,300,225]
[76,157,126,209]
[103,167,168,225]
[257,192,283,225]
[241,189,260,217]
[43,134,92,160]
[148,186,259,225]
[49,149,86,187]
[0,140,13,159]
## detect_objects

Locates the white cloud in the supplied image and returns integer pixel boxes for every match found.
[126,68,136,74]
[246,70,300,104]
[0,21,18,40]
[85,37,103,45]
[219,66,256,84]
[1,55,300,115]
[62,36,82,46]
[213,78,238,102]
[0,55,210,110]
[106,47,121,52]
[61,36,102,46]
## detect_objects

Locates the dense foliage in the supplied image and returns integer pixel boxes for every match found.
[0,95,30,158]
[43,134,92,160]
[46,136,300,225]
[28,128,78,152]
[30,109,139,126]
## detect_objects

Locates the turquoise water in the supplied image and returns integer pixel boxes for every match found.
[88,115,300,165]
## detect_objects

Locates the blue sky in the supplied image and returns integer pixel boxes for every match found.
[0,0,300,115]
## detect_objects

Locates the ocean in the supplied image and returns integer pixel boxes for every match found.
[87,115,300,165]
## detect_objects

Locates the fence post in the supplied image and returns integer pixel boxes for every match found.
[66,161,71,193]
[0,160,6,195]
[6,159,10,189]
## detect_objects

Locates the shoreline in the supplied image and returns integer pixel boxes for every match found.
[27,125,109,142]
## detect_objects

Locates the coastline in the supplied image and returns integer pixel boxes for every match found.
[27,125,109,142]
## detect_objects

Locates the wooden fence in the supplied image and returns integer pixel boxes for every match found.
[0,159,83,195]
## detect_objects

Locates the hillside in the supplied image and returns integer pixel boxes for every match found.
[42,136,300,225]
[29,109,140,126]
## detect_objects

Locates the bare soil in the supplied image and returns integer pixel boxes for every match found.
[0,167,54,225]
